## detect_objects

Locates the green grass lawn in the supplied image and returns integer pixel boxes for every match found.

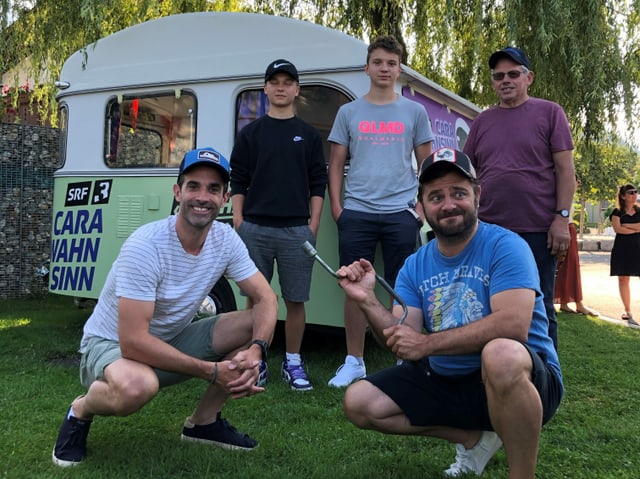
[1,294,638,478]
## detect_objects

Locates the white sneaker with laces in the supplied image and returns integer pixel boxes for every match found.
[327,355,366,387]
[444,431,502,477]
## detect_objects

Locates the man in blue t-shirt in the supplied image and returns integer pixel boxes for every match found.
[336,148,563,478]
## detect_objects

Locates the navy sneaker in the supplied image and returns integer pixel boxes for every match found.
[281,359,313,391]
[181,413,258,450]
[256,359,268,387]
[52,406,92,467]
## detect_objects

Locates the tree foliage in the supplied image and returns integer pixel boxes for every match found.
[0,0,243,123]
[574,136,639,232]
[576,138,639,202]
[1,0,639,202]
[246,1,639,147]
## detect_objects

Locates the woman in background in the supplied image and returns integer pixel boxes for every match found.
[554,219,598,316]
[609,184,640,326]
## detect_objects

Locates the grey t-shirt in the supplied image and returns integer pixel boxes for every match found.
[328,95,434,213]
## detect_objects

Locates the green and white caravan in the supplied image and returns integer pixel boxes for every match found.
[50,11,480,327]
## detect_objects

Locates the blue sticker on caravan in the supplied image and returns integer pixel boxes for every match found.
[50,265,95,292]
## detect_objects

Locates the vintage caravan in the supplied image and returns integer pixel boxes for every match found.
[50,11,480,326]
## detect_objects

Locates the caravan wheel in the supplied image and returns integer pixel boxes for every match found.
[194,277,237,320]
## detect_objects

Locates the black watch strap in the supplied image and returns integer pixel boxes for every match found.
[251,339,268,361]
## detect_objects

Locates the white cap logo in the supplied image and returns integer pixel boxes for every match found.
[198,150,220,163]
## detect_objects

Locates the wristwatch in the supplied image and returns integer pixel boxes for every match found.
[251,339,268,361]
[555,209,570,218]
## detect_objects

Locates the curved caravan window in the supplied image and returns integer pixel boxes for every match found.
[236,85,351,161]
[56,104,68,169]
[104,91,196,168]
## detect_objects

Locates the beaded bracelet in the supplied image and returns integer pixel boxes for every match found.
[209,362,218,384]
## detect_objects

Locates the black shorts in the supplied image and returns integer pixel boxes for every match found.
[365,343,563,430]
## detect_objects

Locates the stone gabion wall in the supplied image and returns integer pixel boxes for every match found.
[0,123,58,299]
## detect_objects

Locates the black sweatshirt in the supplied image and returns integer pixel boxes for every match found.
[230,115,327,227]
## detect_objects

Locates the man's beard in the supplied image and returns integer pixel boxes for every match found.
[180,203,219,230]
[426,205,477,242]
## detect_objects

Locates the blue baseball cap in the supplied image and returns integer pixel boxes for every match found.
[488,46,531,70]
[178,147,230,182]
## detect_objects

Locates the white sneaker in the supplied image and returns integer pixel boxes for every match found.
[327,355,366,387]
[444,431,502,477]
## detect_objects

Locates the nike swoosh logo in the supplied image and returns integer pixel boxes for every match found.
[273,62,291,68]
[293,136,304,142]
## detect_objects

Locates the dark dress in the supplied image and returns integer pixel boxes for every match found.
[609,208,640,276]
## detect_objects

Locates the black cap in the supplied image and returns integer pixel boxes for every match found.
[264,59,299,82]
[178,147,230,182]
[419,148,476,183]
[488,47,531,70]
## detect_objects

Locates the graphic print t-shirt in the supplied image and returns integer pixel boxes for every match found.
[328,96,434,213]
[395,222,561,381]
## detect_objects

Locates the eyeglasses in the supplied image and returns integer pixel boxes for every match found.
[491,70,526,81]
[626,190,638,195]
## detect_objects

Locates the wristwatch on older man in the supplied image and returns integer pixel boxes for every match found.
[555,209,570,218]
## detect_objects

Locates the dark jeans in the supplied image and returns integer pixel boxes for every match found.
[337,209,420,285]
[519,232,558,350]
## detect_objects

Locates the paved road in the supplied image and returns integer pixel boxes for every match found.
[570,251,638,327]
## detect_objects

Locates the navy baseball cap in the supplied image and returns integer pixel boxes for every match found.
[488,46,531,70]
[419,148,477,183]
[178,147,230,182]
[265,59,299,82]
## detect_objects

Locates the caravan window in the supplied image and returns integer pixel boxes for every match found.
[104,91,196,168]
[235,85,351,161]
[56,104,68,169]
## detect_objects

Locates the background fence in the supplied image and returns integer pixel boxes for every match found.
[0,123,58,299]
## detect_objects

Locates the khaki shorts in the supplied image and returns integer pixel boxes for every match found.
[80,315,222,388]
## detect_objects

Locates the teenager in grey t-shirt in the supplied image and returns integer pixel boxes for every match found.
[329,95,434,213]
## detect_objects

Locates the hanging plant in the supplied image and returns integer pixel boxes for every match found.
[1,82,31,122]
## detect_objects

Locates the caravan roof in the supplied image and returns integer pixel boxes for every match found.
[57,12,368,95]
[57,11,480,120]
